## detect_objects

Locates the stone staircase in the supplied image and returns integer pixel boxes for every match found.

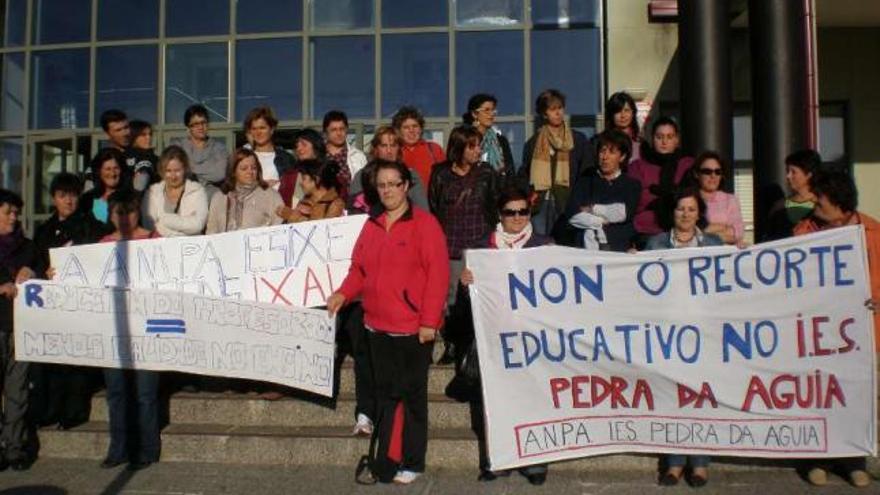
[36,361,880,475]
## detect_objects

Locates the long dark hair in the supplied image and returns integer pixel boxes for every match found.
[299,159,341,192]
[605,91,639,139]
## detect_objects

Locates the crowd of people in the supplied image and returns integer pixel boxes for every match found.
[0,90,875,488]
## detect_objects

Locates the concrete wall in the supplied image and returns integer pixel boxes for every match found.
[605,0,679,116]
[817,28,880,218]
[606,2,880,220]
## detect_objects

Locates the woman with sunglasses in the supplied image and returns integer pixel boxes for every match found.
[690,151,744,246]
[457,187,552,484]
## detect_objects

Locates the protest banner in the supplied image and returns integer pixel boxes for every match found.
[467,226,877,470]
[49,215,367,308]
[15,280,336,397]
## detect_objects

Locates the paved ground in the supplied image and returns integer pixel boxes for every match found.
[0,458,875,495]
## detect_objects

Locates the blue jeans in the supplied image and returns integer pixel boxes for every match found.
[665,454,710,468]
[103,369,160,463]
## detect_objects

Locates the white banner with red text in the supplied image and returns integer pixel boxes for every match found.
[467,226,876,470]
[48,215,367,308]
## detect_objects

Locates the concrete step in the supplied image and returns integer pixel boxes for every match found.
[39,422,845,473]
[89,391,471,429]
[338,361,456,396]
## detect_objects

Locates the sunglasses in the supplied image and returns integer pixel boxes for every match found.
[698,168,723,176]
[501,208,530,217]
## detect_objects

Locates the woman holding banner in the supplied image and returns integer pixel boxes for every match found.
[793,168,876,488]
[100,189,161,471]
[645,187,722,486]
[456,186,553,484]
[327,160,449,485]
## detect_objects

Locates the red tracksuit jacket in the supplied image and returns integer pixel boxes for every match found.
[339,206,449,334]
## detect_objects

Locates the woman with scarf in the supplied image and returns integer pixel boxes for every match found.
[455,186,552,485]
[644,187,722,487]
[206,147,284,235]
[462,94,515,183]
[519,89,592,237]
[276,159,345,223]
[627,117,694,248]
[564,129,640,252]
[0,189,36,471]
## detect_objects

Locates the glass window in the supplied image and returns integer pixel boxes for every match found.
[2,0,27,47]
[236,38,302,121]
[1,52,25,131]
[32,0,91,45]
[456,0,522,27]
[98,0,159,40]
[166,0,230,37]
[382,0,446,28]
[819,116,845,162]
[311,0,372,30]
[165,43,228,124]
[382,33,448,118]
[30,49,90,130]
[0,138,23,196]
[237,0,302,33]
[456,31,523,116]
[531,0,599,27]
[96,45,158,125]
[311,36,374,119]
[495,122,524,170]
[531,29,600,115]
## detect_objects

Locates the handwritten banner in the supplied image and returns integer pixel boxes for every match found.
[468,226,877,470]
[49,215,367,308]
[14,281,336,396]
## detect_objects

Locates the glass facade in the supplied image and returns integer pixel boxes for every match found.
[0,0,603,231]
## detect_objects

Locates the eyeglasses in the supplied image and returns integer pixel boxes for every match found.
[698,168,723,176]
[188,120,208,128]
[500,208,530,217]
[376,181,405,191]
[476,107,497,114]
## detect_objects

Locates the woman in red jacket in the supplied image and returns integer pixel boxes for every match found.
[328,160,449,485]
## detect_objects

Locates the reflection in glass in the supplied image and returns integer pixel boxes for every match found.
[1,53,25,131]
[236,38,302,121]
[382,0,446,28]
[312,0,372,29]
[237,0,302,33]
[98,0,159,40]
[382,33,448,118]
[2,0,27,47]
[531,0,599,27]
[33,138,73,214]
[455,0,522,27]
[0,138,22,196]
[32,0,91,44]
[531,29,600,115]
[165,43,229,124]
[311,36,374,119]
[97,45,158,125]
[456,31,523,115]
[166,0,230,37]
[495,122,524,171]
[30,49,90,129]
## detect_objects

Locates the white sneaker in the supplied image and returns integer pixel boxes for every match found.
[393,470,421,485]
[352,413,373,437]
